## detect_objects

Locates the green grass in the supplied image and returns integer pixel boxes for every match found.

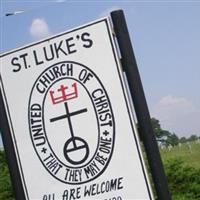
[160,142,200,169]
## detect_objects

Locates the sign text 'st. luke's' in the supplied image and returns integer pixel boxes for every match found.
[11,32,93,72]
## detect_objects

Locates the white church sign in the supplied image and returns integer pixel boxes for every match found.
[0,18,153,199]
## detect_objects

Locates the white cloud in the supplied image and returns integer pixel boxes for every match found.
[29,18,51,39]
[155,95,195,115]
[99,6,121,18]
[152,95,200,137]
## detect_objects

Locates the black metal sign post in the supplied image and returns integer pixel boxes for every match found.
[111,10,171,200]
[0,89,26,199]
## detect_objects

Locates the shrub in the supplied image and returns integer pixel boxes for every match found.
[164,158,200,199]
[0,150,14,200]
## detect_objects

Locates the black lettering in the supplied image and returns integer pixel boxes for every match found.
[43,45,54,61]
[45,70,56,81]
[95,152,107,165]
[20,53,29,69]
[65,37,77,54]
[36,83,45,94]
[81,32,93,48]
[62,188,81,200]
[54,40,67,58]
[99,137,112,154]
[101,120,112,127]
[79,69,87,81]
[33,50,44,65]
[43,194,55,200]
[60,64,67,76]
[52,66,61,78]
[118,177,123,190]
[99,113,111,122]
[64,169,82,182]
[30,104,45,146]
[92,89,104,101]
[34,135,46,146]
[84,161,100,179]
[83,177,123,197]
[11,57,21,72]
[66,63,73,76]
[39,74,51,88]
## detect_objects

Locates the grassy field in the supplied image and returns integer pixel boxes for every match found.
[160,142,200,169]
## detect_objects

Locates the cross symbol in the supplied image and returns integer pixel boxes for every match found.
[103,130,109,136]
[50,101,89,165]
[41,147,47,154]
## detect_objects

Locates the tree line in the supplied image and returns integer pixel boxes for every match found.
[151,117,200,147]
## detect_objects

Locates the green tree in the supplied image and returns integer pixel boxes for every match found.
[0,150,14,200]
[179,136,187,143]
[151,118,171,146]
[151,118,168,138]
[166,133,179,147]
[188,134,198,142]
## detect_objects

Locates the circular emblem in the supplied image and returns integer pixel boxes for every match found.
[28,61,115,184]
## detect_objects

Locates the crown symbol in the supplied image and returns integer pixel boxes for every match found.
[50,82,78,105]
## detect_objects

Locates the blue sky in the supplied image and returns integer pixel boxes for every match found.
[0,0,200,148]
